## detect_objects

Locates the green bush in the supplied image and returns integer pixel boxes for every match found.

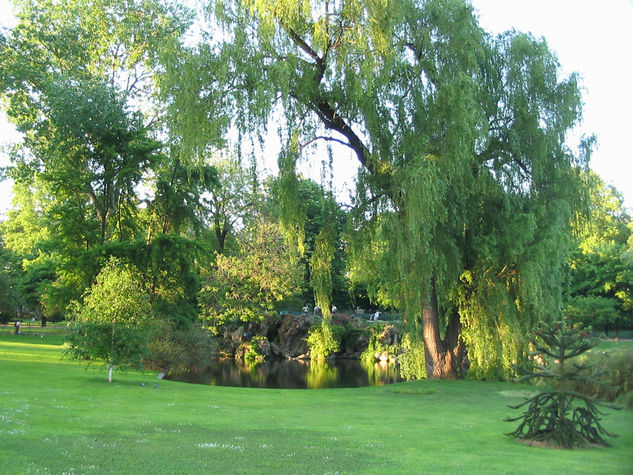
[241,335,268,364]
[399,333,427,380]
[560,346,633,403]
[146,323,217,373]
[360,323,398,364]
[307,322,340,360]
[617,391,633,410]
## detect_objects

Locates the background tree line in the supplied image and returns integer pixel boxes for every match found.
[0,0,631,380]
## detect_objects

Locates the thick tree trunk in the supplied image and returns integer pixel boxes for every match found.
[422,281,465,379]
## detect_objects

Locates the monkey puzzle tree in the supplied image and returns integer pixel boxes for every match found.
[164,0,587,377]
[506,322,618,448]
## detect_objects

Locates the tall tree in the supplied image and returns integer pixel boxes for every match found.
[145,155,218,240]
[267,176,349,308]
[204,156,258,251]
[0,0,191,313]
[0,232,20,323]
[170,0,587,378]
[199,220,303,330]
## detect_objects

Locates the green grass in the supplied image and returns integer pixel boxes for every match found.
[595,338,633,352]
[1,333,632,474]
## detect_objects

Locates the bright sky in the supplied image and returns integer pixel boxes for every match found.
[471,0,633,212]
[1,0,632,217]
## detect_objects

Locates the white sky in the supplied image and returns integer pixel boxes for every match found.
[1,0,632,217]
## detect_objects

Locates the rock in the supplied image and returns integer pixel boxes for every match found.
[379,325,399,346]
[256,337,272,358]
[276,314,312,358]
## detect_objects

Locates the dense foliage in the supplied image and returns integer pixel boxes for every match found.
[1,0,631,381]
[566,171,633,336]
[199,220,303,330]
[171,0,591,377]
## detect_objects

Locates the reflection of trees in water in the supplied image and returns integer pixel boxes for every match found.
[265,359,310,389]
[306,361,339,389]
[245,361,266,386]
[171,358,402,388]
[364,361,400,386]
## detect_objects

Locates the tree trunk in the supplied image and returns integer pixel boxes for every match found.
[422,281,465,379]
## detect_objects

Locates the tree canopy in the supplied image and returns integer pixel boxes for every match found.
[566,171,633,336]
[164,0,588,377]
[1,0,623,381]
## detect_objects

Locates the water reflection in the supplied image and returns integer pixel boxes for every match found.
[168,358,402,389]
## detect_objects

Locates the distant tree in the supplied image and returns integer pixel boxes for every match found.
[65,257,152,382]
[199,220,302,331]
[204,157,259,251]
[567,172,633,336]
[0,235,20,323]
[145,156,218,240]
[0,0,191,315]
[268,176,349,308]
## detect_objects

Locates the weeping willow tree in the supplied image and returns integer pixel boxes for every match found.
[165,0,587,378]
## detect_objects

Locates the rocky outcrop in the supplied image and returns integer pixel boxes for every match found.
[219,314,400,361]
[274,314,312,358]
[220,314,314,359]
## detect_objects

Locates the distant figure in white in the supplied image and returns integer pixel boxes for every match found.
[331,305,337,314]
[372,311,381,321]
[314,305,321,316]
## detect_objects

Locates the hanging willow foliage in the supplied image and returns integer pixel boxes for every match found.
[168,0,589,378]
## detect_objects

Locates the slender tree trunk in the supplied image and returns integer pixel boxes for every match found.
[421,280,465,379]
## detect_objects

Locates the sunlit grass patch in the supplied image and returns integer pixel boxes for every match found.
[498,389,539,399]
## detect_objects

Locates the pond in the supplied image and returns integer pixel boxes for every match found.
[168,358,402,389]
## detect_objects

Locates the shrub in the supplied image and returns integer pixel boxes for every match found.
[307,322,340,360]
[617,391,633,410]
[146,323,217,373]
[360,323,398,364]
[240,335,269,364]
[399,333,427,380]
[560,346,633,403]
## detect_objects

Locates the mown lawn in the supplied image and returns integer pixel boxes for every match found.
[0,332,631,474]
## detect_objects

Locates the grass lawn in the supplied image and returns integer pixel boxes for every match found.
[1,331,631,474]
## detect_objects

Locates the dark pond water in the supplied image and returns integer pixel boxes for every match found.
[168,358,402,389]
